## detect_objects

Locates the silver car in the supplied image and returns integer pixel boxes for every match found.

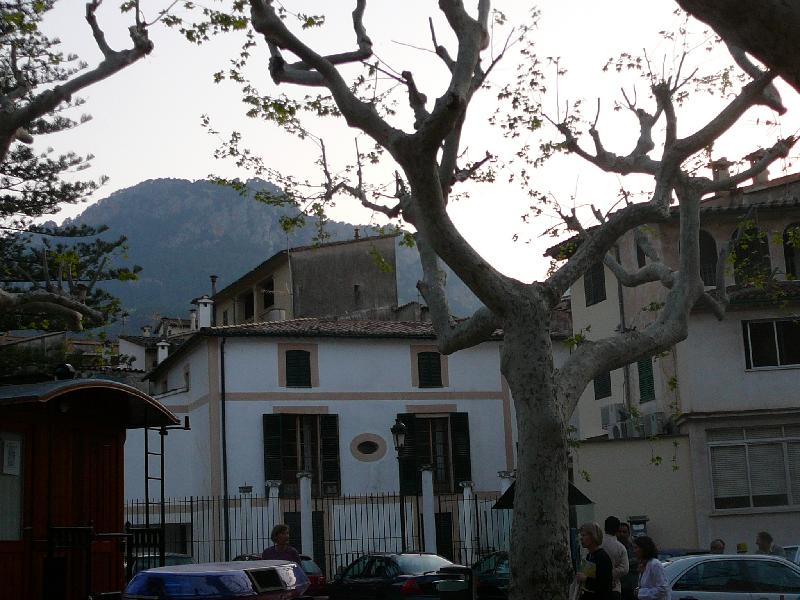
[783,545,800,565]
[664,554,800,599]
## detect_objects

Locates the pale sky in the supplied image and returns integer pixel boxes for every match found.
[38,1,800,282]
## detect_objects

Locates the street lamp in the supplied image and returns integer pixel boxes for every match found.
[390,418,408,552]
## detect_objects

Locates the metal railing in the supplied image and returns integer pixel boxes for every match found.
[125,491,509,576]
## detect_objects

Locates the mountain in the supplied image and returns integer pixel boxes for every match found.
[67,178,480,335]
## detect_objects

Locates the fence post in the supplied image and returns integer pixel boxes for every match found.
[420,466,436,554]
[460,481,475,564]
[266,480,281,541]
[297,471,313,557]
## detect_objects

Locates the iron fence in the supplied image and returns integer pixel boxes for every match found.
[125,491,509,577]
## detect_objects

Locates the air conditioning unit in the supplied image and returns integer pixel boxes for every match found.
[642,412,664,437]
[603,403,627,437]
[619,420,638,439]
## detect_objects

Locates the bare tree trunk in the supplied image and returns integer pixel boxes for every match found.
[504,305,572,600]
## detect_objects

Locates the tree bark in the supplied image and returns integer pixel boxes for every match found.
[676,0,800,93]
[503,301,572,600]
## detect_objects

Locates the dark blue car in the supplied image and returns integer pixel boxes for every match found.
[328,552,462,600]
[123,559,309,599]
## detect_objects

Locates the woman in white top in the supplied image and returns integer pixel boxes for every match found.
[633,536,668,600]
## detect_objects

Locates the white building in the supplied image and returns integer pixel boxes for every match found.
[563,170,800,552]
[126,318,533,501]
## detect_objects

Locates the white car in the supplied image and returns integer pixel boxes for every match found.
[664,554,800,599]
[783,545,800,565]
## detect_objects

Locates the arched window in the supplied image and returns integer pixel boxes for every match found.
[784,222,800,279]
[699,230,718,286]
[732,223,771,286]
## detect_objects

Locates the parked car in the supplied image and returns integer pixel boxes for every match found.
[327,552,462,600]
[234,553,327,597]
[129,552,195,576]
[783,544,800,564]
[472,551,509,599]
[656,547,709,562]
[123,559,310,599]
[664,553,800,598]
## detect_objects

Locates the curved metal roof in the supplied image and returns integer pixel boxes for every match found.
[0,378,179,428]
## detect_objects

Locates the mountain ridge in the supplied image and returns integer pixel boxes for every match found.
[66,178,480,335]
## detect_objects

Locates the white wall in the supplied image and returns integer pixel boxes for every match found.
[119,338,146,371]
[677,310,800,413]
[125,335,513,500]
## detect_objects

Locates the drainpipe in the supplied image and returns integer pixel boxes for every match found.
[615,245,633,413]
[220,335,230,560]
[286,233,294,318]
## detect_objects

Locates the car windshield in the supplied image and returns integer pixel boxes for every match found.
[395,554,452,575]
[301,559,322,575]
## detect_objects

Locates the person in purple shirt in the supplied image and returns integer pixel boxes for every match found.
[261,523,302,565]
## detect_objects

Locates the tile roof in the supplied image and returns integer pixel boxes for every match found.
[206,317,466,339]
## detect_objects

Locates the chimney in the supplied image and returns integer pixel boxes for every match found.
[210,274,218,296]
[710,157,733,182]
[141,325,152,337]
[189,308,197,331]
[196,295,214,328]
[745,149,769,184]
[156,340,170,364]
[354,227,360,240]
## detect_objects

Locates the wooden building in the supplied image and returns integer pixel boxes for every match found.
[0,378,178,600]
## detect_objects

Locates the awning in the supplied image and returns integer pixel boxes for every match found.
[0,378,179,428]
[492,481,593,509]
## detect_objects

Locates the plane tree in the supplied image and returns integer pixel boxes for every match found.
[176,2,795,597]
[676,0,800,94]
[0,0,152,330]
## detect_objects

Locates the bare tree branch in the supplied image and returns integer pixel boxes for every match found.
[415,232,500,354]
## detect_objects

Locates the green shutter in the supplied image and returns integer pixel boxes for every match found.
[263,414,283,484]
[637,358,655,402]
[281,414,299,496]
[398,413,420,495]
[319,415,340,496]
[593,371,612,399]
[285,350,311,387]
[418,352,443,388]
[450,412,472,486]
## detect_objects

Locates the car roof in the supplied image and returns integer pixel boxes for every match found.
[663,553,800,577]
[140,559,298,574]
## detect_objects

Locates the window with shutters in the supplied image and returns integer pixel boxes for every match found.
[583,262,606,307]
[418,352,442,388]
[708,425,800,510]
[742,319,800,369]
[593,371,611,400]
[637,357,655,403]
[397,412,471,495]
[410,346,449,388]
[278,344,319,388]
[262,413,340,497]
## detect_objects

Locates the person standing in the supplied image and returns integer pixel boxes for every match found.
[261,523,302,565]
[602,516,629,600]
[756,531,786,558]
[710,538,725,554]
[576,522,613,600]
[616,522,638,600]
[633,536,668,600]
